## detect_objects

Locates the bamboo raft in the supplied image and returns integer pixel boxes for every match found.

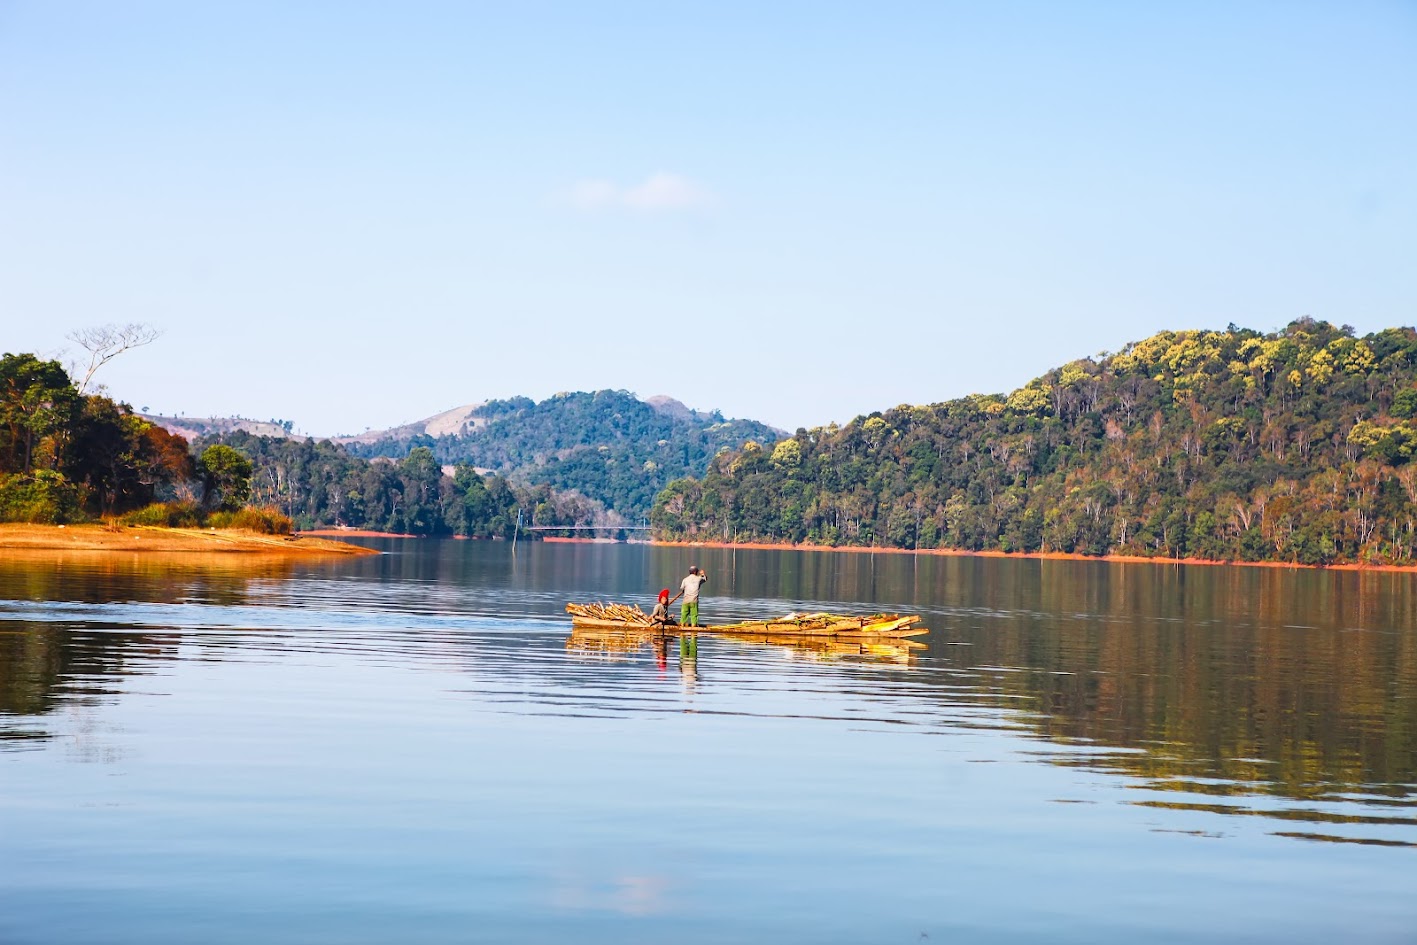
[564,602,928,640]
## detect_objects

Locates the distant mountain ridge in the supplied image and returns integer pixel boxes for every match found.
[140,415,296,441]
[340,390,783,519]
[331,402,492,445]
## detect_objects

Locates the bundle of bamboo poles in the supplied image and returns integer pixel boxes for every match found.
[564,601,654,626]
[702,613,919,634]
[756,612,911,631]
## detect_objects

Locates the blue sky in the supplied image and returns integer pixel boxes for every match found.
[2,1,1413,434]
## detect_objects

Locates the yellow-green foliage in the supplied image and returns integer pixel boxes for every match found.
[206,506,294,535]
[120,501,202,528]
[861,416,891,439]
[1348,420,1417,462]
[1345,340,1376,373]
[0,471,82,523]
[770,438,802,467]
[1005,386,1051,416]
[1305,349,1335,386]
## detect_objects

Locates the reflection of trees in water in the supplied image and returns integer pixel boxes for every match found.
[0,626,180,720]
[930,562,1417,800]
[0,552,301,607]
[680,545,1417,806]
[0,555,294,744]
[0,623,177,763]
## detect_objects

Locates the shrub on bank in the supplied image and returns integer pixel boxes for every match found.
[0,472,83,523]
[206,506,293,535]
[120,501,203,528]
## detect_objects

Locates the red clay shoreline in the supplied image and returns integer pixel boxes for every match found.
[299,528,421,538]
[298,531,640,543]
[299,530,527,541]
[651,539,1417,574]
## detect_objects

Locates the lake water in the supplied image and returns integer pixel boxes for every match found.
[2,540,1414,944]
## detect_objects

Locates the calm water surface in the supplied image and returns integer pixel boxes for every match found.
[1,541,1414,944]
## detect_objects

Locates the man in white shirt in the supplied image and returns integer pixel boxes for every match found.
[671,565,708,627]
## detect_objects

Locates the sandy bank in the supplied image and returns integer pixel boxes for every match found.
[0,523,379,556]
[651,539,1417,574]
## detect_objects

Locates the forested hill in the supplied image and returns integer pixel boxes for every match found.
[342,390,781,520]
[652,320,1417,566]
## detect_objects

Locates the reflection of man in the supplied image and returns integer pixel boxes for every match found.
[671,566,708,627]
[679,633,698,688]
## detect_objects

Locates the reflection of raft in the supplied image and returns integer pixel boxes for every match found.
[567,627,923,664]
[565,602,928,639]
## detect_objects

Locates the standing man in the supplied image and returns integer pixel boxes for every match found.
[671,565,708,627]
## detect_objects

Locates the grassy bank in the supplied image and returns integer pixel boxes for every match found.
[0,523,378,555]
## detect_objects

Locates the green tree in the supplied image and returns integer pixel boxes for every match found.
[0,353,80,474]
[199,444,253,511]
[2,352,194,522]
[65,397,154,514]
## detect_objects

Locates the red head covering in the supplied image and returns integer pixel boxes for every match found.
[658,588,671,604]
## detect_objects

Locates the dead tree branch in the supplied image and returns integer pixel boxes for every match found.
[67,322,161,394]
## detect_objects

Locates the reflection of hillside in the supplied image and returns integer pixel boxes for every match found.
[709,546,1417,804]
[930,561,1417,803]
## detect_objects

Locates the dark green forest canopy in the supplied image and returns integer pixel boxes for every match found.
[343,390,781,519]
[652,320,1417,566]
[1,352,193,521]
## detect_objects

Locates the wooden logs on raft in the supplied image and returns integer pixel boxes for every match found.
[564,601,654,626]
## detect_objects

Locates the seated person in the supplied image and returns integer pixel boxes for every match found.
[650,588,677,628]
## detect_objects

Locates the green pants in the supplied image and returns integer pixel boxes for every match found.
[680,601,699,626]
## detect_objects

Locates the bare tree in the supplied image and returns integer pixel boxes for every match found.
[67,322,162,395]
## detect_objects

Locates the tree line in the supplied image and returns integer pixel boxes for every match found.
[205,431,605,537]
[652,320,1417,566]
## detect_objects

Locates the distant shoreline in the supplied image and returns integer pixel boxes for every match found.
[651,539,1417,574]
[298,530,516,541]
[298,528,419,539]
[298,531,650,544]
[0,523,378,556]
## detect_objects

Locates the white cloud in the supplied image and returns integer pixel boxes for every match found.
[565,172,714,213]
